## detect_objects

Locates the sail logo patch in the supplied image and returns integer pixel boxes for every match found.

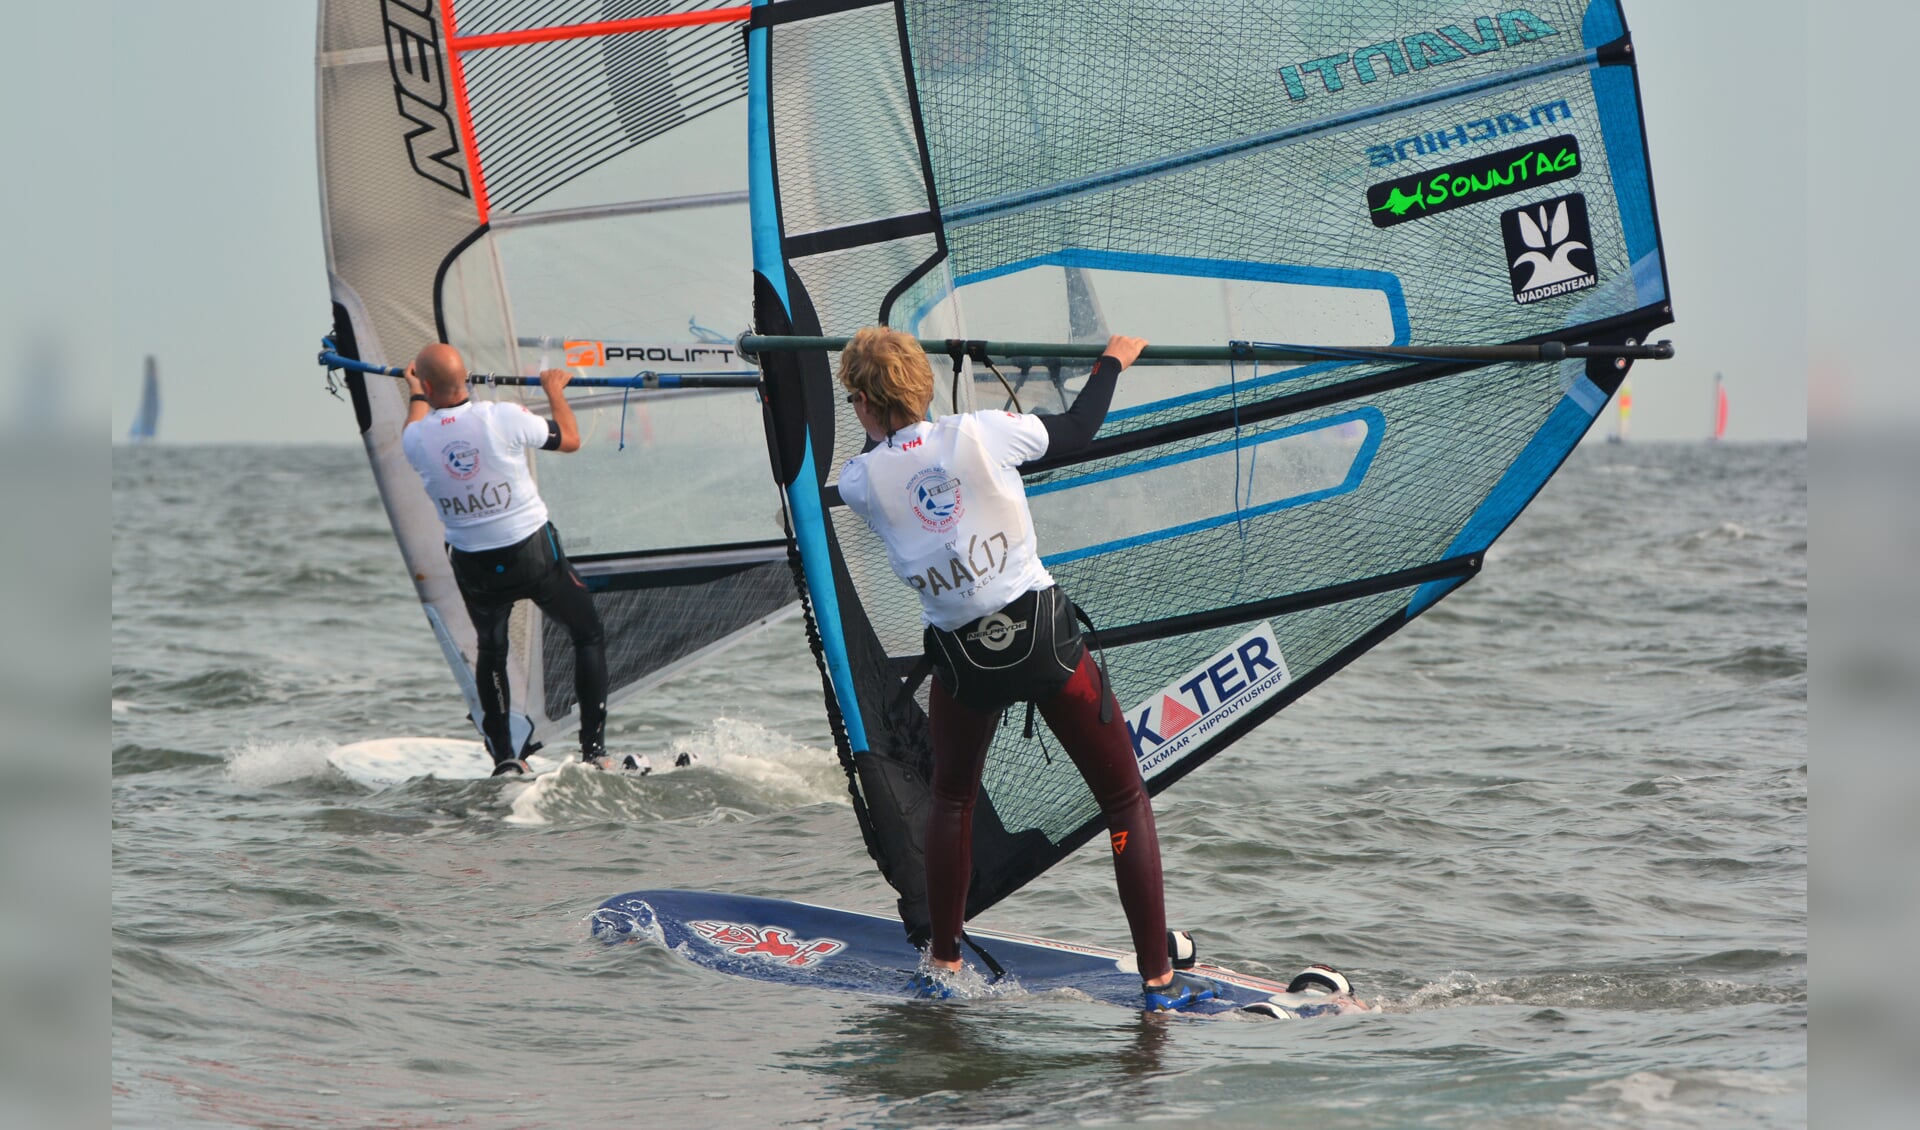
[907,467,964,532]
[1501,194,1598,304]
[1125,624,1292,779]
[1367,135,1580,227]
[562,340,742,367]
[441,440,481,480]
[380,0,469,198]
[689,919,845,968]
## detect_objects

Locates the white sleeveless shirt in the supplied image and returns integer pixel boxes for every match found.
[401,399,552,552]
[837,411,1056,631]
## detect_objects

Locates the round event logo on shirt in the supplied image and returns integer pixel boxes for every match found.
[906,467,963,532]
[441,440,481,481]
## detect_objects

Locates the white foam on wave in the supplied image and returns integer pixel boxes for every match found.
[664,717,848,808]
[1401,970,1513,1010]
[1575,1067,1803,1120]
[499,719,845,827]
[503,768,562,826]
[224,736,340,787]
[1685,520,1754,544]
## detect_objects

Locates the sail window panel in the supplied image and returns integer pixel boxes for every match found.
[486,202,751,344]
[1031,410,1380,566]
[769,5,930,239]
[459,6,747,215]
[438,203,774,557]
[433,195,750,389]
[533,392,787,555]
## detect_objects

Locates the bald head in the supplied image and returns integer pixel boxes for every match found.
[413,343,469,404]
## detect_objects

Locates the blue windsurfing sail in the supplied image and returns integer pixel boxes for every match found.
[128,356,159,444]
[746,0,1671,934]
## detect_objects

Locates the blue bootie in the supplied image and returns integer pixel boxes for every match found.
[1144,969,1219,1012]
[907,970,956,1000]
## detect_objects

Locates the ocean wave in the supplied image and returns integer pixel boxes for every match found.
[505,717,846,827]
[224,736,341,788]
[1396,968,1804,1012]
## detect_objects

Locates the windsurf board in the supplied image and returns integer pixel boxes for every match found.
[328,738,560,788]
[591,889,1372,1019]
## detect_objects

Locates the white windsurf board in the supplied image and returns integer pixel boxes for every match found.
[329,737,560,788]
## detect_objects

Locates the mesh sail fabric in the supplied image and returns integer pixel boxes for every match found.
[455,0,749,215]
[319,1,790,751]
[750,0,1668,928]
[541,549,797,717]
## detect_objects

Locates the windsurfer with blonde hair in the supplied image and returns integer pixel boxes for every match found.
[836,326,1217,1011]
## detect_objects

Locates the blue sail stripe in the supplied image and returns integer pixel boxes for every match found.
[1407,375,1605,616]
[750,6,866,751]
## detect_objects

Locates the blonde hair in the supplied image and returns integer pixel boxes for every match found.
[838,326,934,425]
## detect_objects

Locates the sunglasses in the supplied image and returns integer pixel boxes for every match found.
[844,391,862,404]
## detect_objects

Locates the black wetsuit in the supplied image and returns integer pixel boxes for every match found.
[446,520,608,763]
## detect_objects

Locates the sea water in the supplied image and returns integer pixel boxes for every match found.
[113,442,1805,1127]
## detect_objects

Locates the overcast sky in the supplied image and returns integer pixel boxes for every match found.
[52,2,1851,443]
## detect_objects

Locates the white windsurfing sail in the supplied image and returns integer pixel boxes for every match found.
[128,356,159,444]
[315,2,794,752]
[742,0,1675,932]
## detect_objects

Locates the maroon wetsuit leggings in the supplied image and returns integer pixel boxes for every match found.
[925,650,1171,980]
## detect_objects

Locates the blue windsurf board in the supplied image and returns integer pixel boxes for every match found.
[591,889,1373,1018]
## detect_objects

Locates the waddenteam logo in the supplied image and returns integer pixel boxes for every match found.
[1500,193,1598,305]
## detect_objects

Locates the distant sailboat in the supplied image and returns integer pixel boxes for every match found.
[1607,378,1633,443]
[1710,372,1728,442]
[128,356,159,444]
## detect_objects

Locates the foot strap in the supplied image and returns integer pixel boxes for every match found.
[1286,965,1352,996]
[959,931,1006,981]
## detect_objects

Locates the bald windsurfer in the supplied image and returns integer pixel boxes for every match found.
[400,344,634,776]
[834,327,1217,1011]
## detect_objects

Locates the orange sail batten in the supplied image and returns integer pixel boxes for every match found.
[448,6,752,52]
[436,0,492,223]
